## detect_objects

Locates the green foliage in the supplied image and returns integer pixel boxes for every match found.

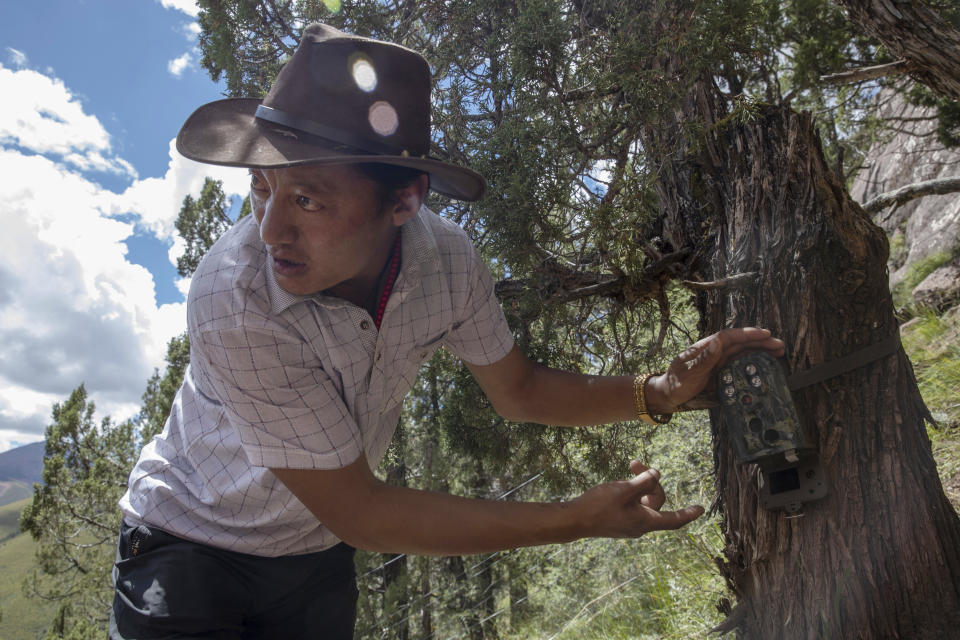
[900,309,960,520]
[18,386,135,638]
[905,83,960,148]
[174,177,233,278]
[196,0,291,97]
[137,333,190,447]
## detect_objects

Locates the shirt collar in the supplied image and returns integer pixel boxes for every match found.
[266,205,442,316]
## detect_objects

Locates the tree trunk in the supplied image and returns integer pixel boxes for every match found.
[418,556,433,639]
[447,555,484,640]
[648,79,960,637]
[837,0,960,102]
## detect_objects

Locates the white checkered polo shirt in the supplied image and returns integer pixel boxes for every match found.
[119,207,515,556]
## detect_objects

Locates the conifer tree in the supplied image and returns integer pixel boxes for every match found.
[19,386,135,639]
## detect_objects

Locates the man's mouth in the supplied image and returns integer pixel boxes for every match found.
[270,254,307,276]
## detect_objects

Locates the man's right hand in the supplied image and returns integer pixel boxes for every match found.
[272,457,702,557]
[569,460,704,538]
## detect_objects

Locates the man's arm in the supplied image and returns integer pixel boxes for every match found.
[465,327,786,426]
[271,458,702,556]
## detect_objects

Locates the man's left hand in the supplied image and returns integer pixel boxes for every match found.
[646,327,785,414]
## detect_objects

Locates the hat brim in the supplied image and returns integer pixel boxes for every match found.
[176,98,486,202]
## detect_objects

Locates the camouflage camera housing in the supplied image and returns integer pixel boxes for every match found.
[717,352,816,470]
[717,351,827,512]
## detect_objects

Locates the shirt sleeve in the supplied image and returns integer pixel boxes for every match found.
[192,324,364,471]
[442,243,515,366]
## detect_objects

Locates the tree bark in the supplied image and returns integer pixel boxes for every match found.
[836,0,960,102]
[647,78,960,637]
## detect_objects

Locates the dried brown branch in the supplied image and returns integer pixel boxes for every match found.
[494,249,691,307]
[681,272,758,290]
[819,60,915,85]
[646,287,670,357]
[863,177,960,216]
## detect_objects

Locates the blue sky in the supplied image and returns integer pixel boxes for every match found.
[0,0,251,452]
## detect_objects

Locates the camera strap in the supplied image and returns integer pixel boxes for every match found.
[679,332,902,411]
[786,332,902,391]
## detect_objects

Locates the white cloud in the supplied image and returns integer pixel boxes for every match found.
[0,430,44,453]
[168,52,192,77]
[110,138,249,240]
[158,0,200,18]
[0,63,248,453]
[0,63,136,178]
[0,150,186,444]
[5,47,27,68]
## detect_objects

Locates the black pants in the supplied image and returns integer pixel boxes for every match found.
[110,521,358,640]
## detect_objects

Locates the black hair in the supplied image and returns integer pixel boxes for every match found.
[353,163,428,212]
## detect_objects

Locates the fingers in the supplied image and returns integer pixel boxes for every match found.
[630,460,666,510]
[625,467,662,493]
[715,328,785,356]
[641,504,705,531]
[628,459,652,475]
[595,466,703,536]
[677,329,784,372]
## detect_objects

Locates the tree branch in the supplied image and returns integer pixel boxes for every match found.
[836,0,960,102]
[495,249,691,307]
[819,60,914,85]
[681,272,758,290]
[862,177,960,216]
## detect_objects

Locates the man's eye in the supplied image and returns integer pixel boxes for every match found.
[296,195,323,211]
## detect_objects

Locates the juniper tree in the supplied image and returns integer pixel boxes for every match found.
[19,386,135,639]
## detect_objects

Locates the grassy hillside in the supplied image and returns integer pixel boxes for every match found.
[0,497,25,541]
[0,498,56,640]
[0,482,33,512]
[902,309,960,510]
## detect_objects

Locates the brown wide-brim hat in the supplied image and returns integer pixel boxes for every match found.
[176,23,485,201]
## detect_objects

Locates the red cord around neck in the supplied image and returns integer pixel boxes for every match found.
[374,233,402,329]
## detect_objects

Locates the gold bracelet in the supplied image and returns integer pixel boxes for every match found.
[633,373,672,425]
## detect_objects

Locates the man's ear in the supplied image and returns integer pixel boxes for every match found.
[389,174,429,227]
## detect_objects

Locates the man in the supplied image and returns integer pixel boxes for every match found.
[110,23,784,639]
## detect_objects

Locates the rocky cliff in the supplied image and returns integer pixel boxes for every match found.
[851,89,960,310]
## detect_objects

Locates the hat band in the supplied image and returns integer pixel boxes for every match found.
[255,104,403,156]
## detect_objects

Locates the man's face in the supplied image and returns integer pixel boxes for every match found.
[249,164,400,300]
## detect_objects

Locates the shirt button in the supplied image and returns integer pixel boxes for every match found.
[360,320,371,330]
[376,351,382,362]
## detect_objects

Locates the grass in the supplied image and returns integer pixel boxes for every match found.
[0,482,33,512]
[497,410,726,640]
[0,498,57,640]
[901,309,960,509]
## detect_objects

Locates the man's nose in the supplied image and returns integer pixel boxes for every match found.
[258,198,298,246]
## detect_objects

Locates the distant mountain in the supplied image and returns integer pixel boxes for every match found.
[0,442,44,509]
[0,441,44,484]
